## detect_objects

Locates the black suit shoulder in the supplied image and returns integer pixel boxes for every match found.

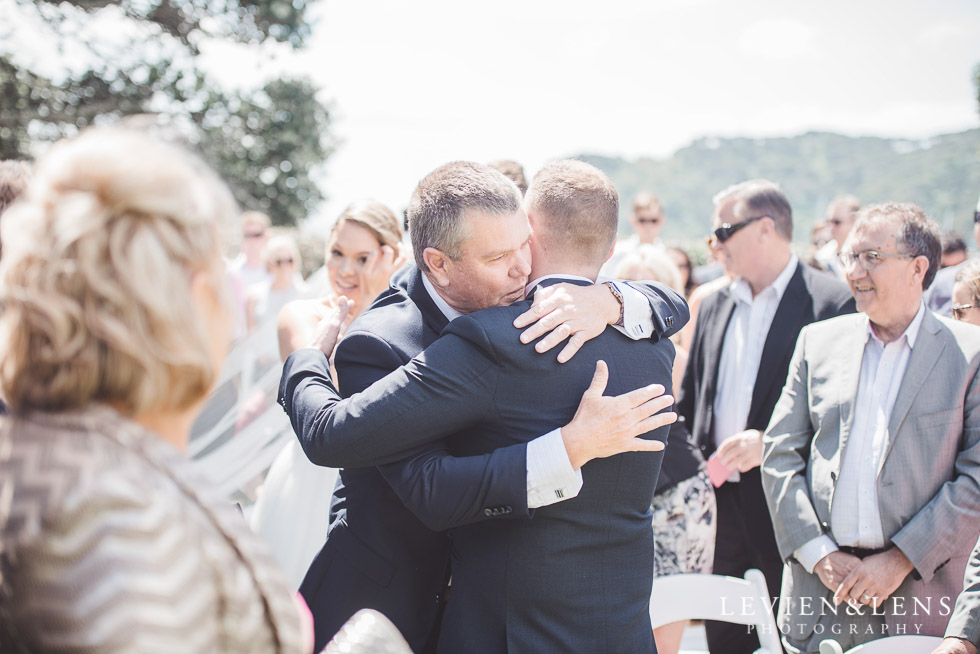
[797,262,856,319]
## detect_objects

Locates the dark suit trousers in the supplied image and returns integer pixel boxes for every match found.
[705,471,785,654]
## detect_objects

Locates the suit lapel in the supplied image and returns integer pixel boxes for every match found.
[748,264,807,425]
[703,287,736,417]
[834,314,868,471]
[403,266,450,337]
[879,310,946,474]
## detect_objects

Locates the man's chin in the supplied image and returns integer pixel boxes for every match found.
[500,289,526,306]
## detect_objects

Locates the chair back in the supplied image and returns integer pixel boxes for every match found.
[819,634,943,654]
[650,568,782,654]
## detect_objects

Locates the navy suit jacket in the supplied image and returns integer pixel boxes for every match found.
[281,276,684,653]
[296,265,527,653]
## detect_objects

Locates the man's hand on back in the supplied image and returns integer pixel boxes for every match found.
[561,361,675,469]
[513,283,622,363]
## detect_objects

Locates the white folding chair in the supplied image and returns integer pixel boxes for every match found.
[650,568,782,654]
[323,609,413,654]
[819,634,943,654]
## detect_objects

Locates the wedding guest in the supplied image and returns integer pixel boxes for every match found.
[953,259,980,326]
[617,246,715,654]
[488,159,528,196]
[667,245,697,297]
[932,536,980,654]
[324,200,406,322]
[926,193,980,317]
[763,203,980,653]
[943,232,969,269]
[813,194,861,279]
[678,179,854,654]
[251,200,405,588]
[601,192,668,276]
[247,234,304,332]
[0,160,31,217]
[0,127,308,654]
[234,210,274,290]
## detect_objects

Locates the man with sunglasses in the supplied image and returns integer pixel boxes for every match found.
[926,194,980,317]
[601,192,668,276]
[678,179,854,654]
[813,195,862,280]
[763,203,980,653]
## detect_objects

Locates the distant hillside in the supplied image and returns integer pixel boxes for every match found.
[578,129,980,247]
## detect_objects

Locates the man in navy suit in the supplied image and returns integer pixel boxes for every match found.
[283,161,687,652]
[281,160,683,652]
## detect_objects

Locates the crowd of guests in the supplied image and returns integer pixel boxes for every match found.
[0,123,979,654]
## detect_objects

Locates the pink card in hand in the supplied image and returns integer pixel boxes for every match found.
[706,454,733,488]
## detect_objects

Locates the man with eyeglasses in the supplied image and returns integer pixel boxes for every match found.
[678,179,854,654]
[926,194,980,317]
[763,203,980,653]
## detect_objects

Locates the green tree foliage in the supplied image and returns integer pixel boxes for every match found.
[581,129,980,245]
[0,0,331,226]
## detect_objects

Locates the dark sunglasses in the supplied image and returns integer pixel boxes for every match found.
[712,215,767,244]
[272,257,294,266]
[636,217,662,225]
[973,211,980,225]
[953,304,978,320]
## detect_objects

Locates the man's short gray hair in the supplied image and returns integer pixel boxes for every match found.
[853,202,941,290]
[407,161,522,272]
[713,179,793,241]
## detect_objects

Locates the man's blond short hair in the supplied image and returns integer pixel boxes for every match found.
[525,160,619,266]
[0,127,236,414]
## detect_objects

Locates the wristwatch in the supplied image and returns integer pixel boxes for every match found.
[602,281,625,326]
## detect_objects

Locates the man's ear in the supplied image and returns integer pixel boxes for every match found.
[604,240,616,264]
[912,255,930,286]
[422,247,452,287]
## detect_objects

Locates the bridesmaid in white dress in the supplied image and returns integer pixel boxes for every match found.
[250,200,406,588]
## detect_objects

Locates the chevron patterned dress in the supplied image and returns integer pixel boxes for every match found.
[0,405,305,653]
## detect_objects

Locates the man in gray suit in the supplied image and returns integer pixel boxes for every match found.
[762,203,980,653]
[932,534,980,653]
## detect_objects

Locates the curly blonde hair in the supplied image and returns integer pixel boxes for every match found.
[0,127,237,414]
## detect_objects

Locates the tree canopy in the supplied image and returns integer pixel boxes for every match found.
[0,0,331,226]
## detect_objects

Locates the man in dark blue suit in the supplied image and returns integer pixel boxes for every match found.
[281,160,683,652]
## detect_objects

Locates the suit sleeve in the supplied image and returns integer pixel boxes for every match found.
[621,280,690,341]
[762,326,828,561]
[945,535,980,646]
[279,318,502,468]
[377,442,531,531]
[890,352,980,581]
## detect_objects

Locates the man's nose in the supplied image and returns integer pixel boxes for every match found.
[512,252,532,277]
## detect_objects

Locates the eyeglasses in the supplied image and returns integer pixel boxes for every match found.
[837,250,913,270]
[636,217,662,225]
[711,215,767,245]
[953,304,978,320]
[974,211,980,224]
[271,257,294,266]
[244,231,266,239]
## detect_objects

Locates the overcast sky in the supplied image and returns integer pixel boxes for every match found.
[9,0,980,230]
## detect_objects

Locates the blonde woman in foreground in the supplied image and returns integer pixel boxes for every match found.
[0,127,310,653]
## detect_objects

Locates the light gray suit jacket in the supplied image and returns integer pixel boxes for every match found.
[762,309,980,639]
[946,535,980,646]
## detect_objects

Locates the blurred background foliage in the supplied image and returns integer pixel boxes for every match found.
[0,0,331,226]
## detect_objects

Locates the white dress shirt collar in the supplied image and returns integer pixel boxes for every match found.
[525,274,593,297]
[421,272,464,322]
[865,300,926,350]
[729,254,799,306]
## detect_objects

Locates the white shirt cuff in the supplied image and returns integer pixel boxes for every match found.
[794,535,839,574]
[526,428,583,509]
[611,281,654,340]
